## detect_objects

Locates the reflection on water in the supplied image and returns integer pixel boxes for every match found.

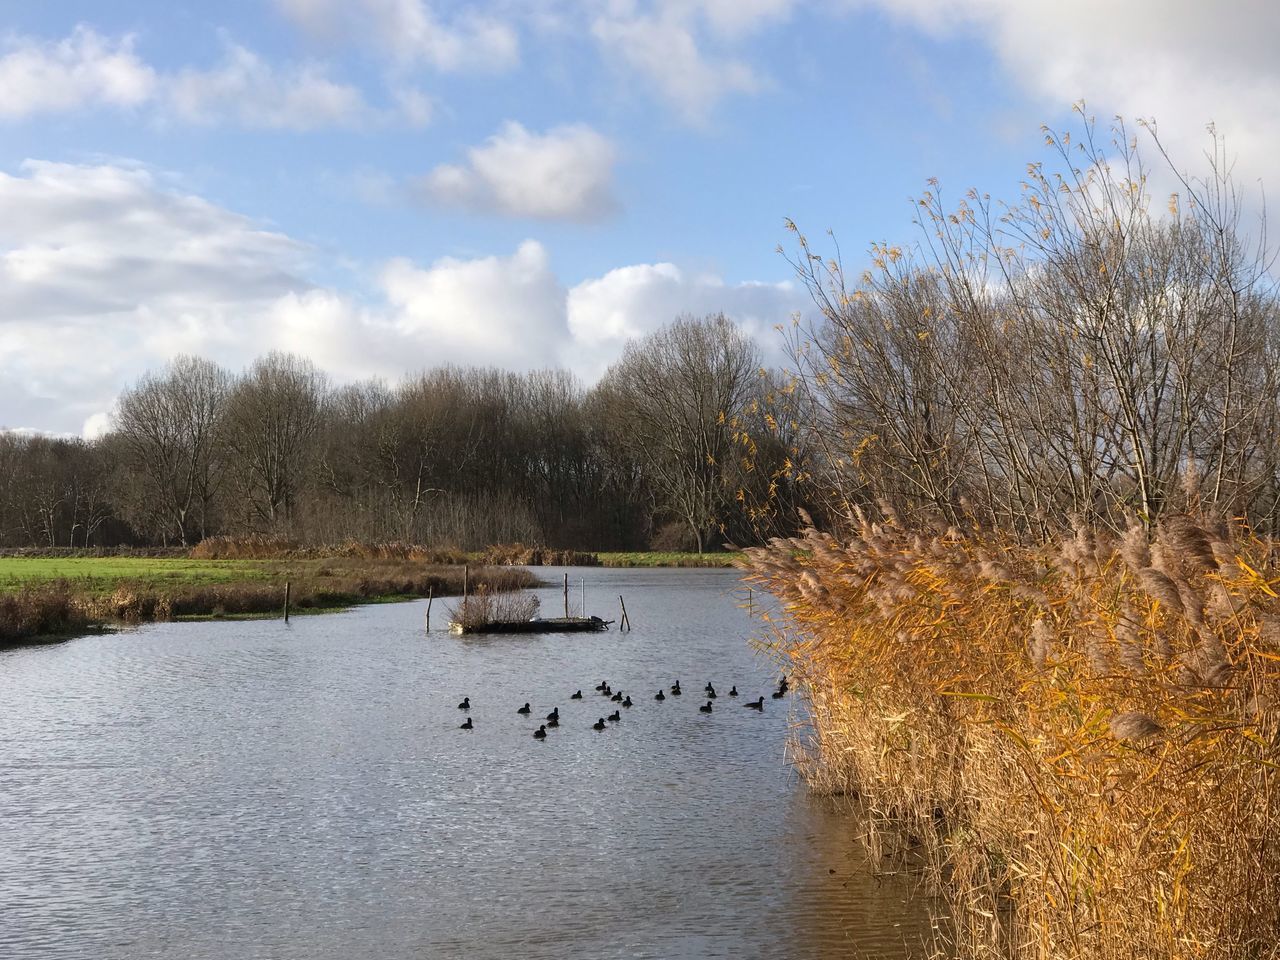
[0,568,933,959]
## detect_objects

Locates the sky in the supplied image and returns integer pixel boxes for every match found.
[2,0,1278,436]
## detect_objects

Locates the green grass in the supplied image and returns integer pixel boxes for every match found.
[0,556,267,592]
[596,551,742,568]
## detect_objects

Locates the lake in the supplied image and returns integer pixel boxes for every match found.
[0,567,935,959]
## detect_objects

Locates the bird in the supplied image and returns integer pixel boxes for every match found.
[602,684,612,697]
[654,690,666,701]
[547,716,559,728]
[778,675,790,693]
[611,691,623,702]
[699,701,713,713]
[517,703,531,715]
[670,681,682,696]
[459,717,474,729]
[745,697,764,710]
[546,707,560,722]
[595,681,607,691]
[607,710,621,722]
[571,690,583,699]
[704,681,715,693]
[771,688,786,699]
[592,718,607,731]
[707,685,717,699]
[728,686,738,697]
[622,696,633,708]
[457,697,470,710]
[533,725,547,739]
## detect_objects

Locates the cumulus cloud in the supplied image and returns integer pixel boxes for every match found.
[420,122,618,221]
[0,27,419,129]
[0,25,155,120]
[0,161,804,435]
[275,0,519,72]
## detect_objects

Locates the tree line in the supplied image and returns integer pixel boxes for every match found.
[0,315,810,552]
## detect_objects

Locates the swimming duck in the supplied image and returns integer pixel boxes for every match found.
[517,703,531,715]
[707,685,717,699]
[571,690,583,699]
[607,710,621,722]
[670,681,682,696]
[547,716,559,728]
[592,718,607,731]
[728,686,738,697]
[622,696,633,708]
[699,701,713,713]
[457,697,470,710]
[611,691,623,702]
[771,688,786,699]
[595,681,608,691]
[459,717,474,729]
[602,685,612,696]
[745,697,764,710]
[654,690,666,701]
[533,725,547,739]
[546,707,560,721]
[704,681,715,693]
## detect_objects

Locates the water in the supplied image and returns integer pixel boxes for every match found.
[0,567,933,959]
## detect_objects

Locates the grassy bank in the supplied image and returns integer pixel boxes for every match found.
[596,551,741,568]
[0,555,533,647]
[743,515,1280,959]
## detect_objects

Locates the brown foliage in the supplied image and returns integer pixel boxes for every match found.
[743,513,1280,959]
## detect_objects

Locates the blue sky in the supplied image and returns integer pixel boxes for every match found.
[2,1,1276,434]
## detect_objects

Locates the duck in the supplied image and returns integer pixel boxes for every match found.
[654,690,666,701]
[622,696,633,708]
[670,681,682,696]
[611,691,623,702]
[571,690,583,699]
[595,681,608,691]
[704,681,715,693]
[745,697,764,710]
[517,702,531,715]
[699,701,713,713]
[729,686,738,697]
[602,685,612,697]
[771,688,786,699]
[533,725,547,739]
[546,707,560,721]
[547,716,559,728]
[607,710,621,722]
[779,675,790,693]
[457,697,471,710]
[459,717,474,729]
[707,685,717,699]
[592,718,607,731]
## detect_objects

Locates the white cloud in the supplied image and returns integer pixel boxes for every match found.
[420,122,618,221]
[856,0,1280,197]
[0,25,155,120]
[275,0,519,72]
[591,10,760,123]
[168,43,373,131]
[0,161,803,434]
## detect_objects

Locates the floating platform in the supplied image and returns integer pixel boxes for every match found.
[449,616,614,636]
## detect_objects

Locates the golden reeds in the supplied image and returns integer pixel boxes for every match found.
[742,513,1280,959]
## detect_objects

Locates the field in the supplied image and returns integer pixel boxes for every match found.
[0,556,267,592]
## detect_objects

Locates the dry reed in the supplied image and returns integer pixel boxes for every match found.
[741,512,1280,959]
[447,587,541,629]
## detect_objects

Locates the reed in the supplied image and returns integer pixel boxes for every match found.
[447,587,541,629]
[742,511,1280,959]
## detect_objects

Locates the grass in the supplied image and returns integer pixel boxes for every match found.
[596,551,742,567]
[742,512,1280,960]
[0,554,534,647]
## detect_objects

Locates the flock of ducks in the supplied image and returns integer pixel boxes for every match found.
[456,675,790,735]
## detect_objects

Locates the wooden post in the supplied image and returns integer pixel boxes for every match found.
[284,581,291,623]
[425,586,434,631]
[463,564,469,600]
[563,572,569,619]
[580,578,585,617]
[748,587,753,617]
[618,594,631,631]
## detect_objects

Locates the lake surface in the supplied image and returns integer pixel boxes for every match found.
[0,567,935,959]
